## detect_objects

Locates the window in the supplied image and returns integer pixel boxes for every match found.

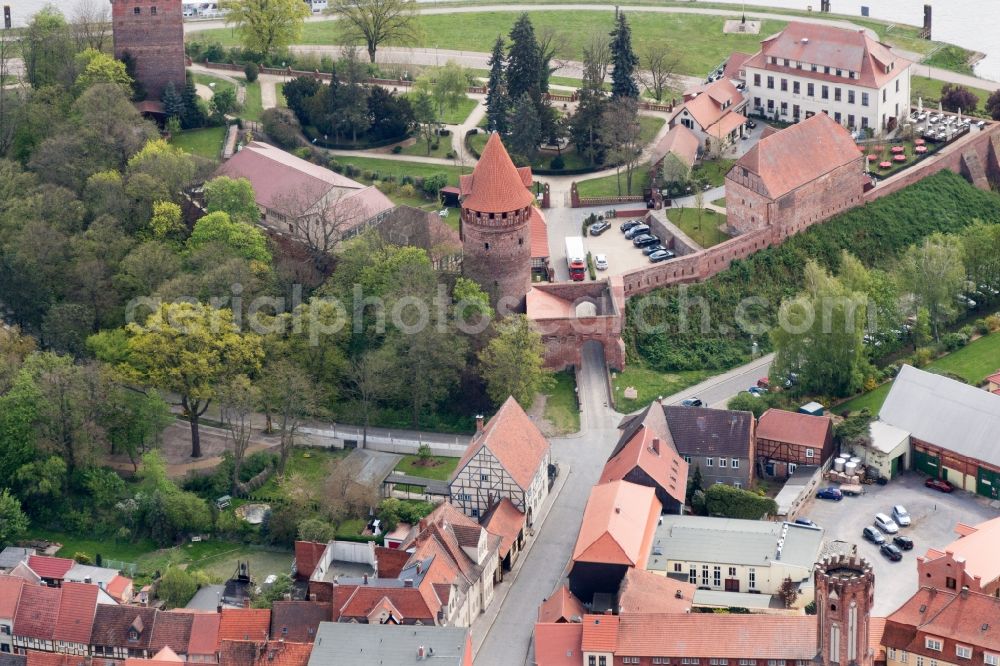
[811,64,818,72]
[739,661,757,665]
[753,74,761,86]
[706,458,714,467]
[926,638,943,652]
[731,459,740,469]
[887,648,896,660]
[599,658,608,666]
[753,97,761,109]
[767,100,774,111]
[896,79,900,93]
[484,242,490,250]
[916,657,924,666]
[793,81,800,94]
[734,482,742,488]
[589,657,596,666]
[654,660,669,665]
[133,6,140,13]
[767,76,774,90]
[702,565,709,586]
[151,6,157,14]
[956,646,972,660]
[984,653,999,666]
[899,651,908,664]
[471,508,479,517]
[946,577,957,589]
[848,113,855,127]
[821,85,829,99]
[780,78,787,92]
[781,102,788,115]
[748,568,756,589]
[834,87,842,102]
[782,58,789,66]
[674,562,683,572]
[681,660,700,665]
[883,89,887,102]
[684,455,692,464]
[719,458,728,468]
[824,66,830,74]
[862,92,870,106]
[835,112,842,123]
[713,566,721,587]
[861,116,869,128]
[710,660,729,665]
[807,82,814,97]
[848,90,855,104]
[623,659,639,665]
[458,493,471,501]
[767,661,786,666]
[689,567,697,584]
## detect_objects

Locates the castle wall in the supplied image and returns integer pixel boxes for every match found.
[112,0,186,100]
[461,206,532,313]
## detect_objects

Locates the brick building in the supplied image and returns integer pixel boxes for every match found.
[755,408,834,478]
[111,0,186,100]
[725,112,866,236]
[917,516,1000,597]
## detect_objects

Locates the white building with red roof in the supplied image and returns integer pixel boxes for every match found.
[741,21,911,131]
[669,78,749,154]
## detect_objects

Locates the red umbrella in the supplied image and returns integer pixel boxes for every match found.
[891,145,905,153]
[867,154,878,161]
[879,161,892,169]
[915,145,927,153]
[893,154,906,162]
[914,139,925,146]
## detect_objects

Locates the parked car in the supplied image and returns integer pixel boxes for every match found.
[893,535,914,551]
[746,119,757,129]
[594,254,609,271]
[633,234,660,247]
[880,542,903,561]
[874,513,899,534]
[757,377,770,389]
[642,243,667,256]
[747,386,767,397]
[680,398,703,407]
[648,249,675,263]
[863,526,886,545]
[816,487,843,501]
[620,220,641,232]
[891,505,911,527]
[625,224,651,240]
[925,477,955,493]
[793,518,819,528]
[589,221,611,236]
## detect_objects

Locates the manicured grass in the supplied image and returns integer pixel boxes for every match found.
[612,363,713,413]
[242,80,264,122]
[576,169,651,198]
[394,454,460,481]
[835,381,893,416]
[275,82,287,107]
[171,126,227,160]
[864,138,942,179]
[399,136,455,159]
[910,76,994,119]
[195,547,293,582]
[668,207,730,248]
[711,197,726,207]
[402,93,478,125]
[336,518,367,537]
[255,447,349,499]
[923,45,975,75]
[691,158,735,188]
[192,72,237,95]
[330,155,471,187]
[542,370,580,435]
[639,115,667,145]
[25,530,158,565]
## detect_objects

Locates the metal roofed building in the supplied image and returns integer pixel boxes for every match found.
[307,622,472,665]
[646,515,824,606]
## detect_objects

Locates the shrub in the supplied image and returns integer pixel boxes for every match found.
[392,145,402,154]
[446,150,457,159]
[913,346,936,367]
[399,183,417,198]
[974,318,990,335]
[941,332,968,351]
[298,517,335,543]
[73,552,92,564]
[550,155,565,170]
[244,62,259,83]
[422,173,448,197]
[431,142,440,151]
[985,314,1000,332]
[960,324,975,339]
[203,42,226,63]
[261,107,301,150]
[704,484,777,519]
[158,567,204,608]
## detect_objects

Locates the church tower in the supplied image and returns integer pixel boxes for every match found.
[111,0,186,100]
[814,555,875,666]
[460,133,536,313]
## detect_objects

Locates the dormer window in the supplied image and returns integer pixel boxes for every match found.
[128,629,139,642]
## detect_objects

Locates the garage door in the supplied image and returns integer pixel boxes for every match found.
[977,467,1000,499]
[913,450,939,477]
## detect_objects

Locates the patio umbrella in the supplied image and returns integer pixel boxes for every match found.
[958,108,963,122]
[917,97,923,114]
[939,100,943,113]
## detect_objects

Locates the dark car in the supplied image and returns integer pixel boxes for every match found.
[816,487,843,501]
[589,221,611,236]
[620,220,641,232]
[925,478,955,493]
[680,398,703,407]
[880,543,903,561]
[643,243,667,256]
[633,234,660,248]
[793,518,819,528]
[893,535,914,551]
[746,119,757,129]
[648,249,675,263]
[625,224,651,240]
[863,526,886,545]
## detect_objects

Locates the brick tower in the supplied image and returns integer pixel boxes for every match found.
[814,555,875,666]
[460,133,536,312]
[111,0,186,100]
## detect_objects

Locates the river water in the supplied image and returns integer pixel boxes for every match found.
[6,0,999,81]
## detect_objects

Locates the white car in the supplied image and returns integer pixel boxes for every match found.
[874,513,899,534]
[892,505,911,527]
[594,254,608,271]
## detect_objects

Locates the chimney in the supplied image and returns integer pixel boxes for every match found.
[475,415,484,433]
[309,593,317,601]
[675,589,683,599]
[363,574,369,585]
[961,585,969,597]
[404,578,414,588]
[652,438,660,455]
[615,507,621,514]
[216,605,223,614]
[416,561,422,575]
[84,576,92,584]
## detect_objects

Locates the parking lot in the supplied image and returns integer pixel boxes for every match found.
[584,220,669,277]
[799,471,999,615]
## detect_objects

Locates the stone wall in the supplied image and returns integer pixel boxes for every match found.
[461,205,533,312]
[531,279,626,371]
[112,0,186,100]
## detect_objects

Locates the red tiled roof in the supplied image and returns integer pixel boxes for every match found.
[149,610,193,654]
[90,605,158,650]
[453,396,550,491]
[337,586,436,622]
[375,545,411,579]
[186,612,221,656]
[530,207,550,260]
[617,568,696,615]
[24,653,80,666]
[482,498,525,558]
[27,555,73,580]
[0,576,25,619]
[580,614,619,653]
[269,601,330,643]
[870,617,887,662]
[757,408,833,448]
[602,404,688,507]
[732,113,862,200]
[52,582,98,645]
[616,613,817,658]
[572,481,661,567]
[253,641,312,666]
[294,541,327,580]
[723,52,753,80]
[677,79,746,139]
[534,623,584,666]
[538,584,586,624]
[12,583,60,640]
[744,21,910,89]
[650,124,699,169]
[219,639,264,666]
[986,370,1000,385]
[124,646,185,665]
[106,574,132,601]
[920,515,1000,587]
[460,132,536,213]
[218,609,270,643]
[883,586,1000,657]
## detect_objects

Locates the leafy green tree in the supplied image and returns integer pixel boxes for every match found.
[218,374,260,494]
[0,490,28,547]
[14,456,67,520]
[726,391,772,418]
[507,92,541,161]
[161,81,185,120]
[332,0,420,63]
[298,517,336,542]
[600,97,642,194]
[987,90,1000,121]
[385,323,467,428]
[127,139,199,204]
[704,483,777,519]
[415,61,469,123]
[685,464,703,506]
[485,36,509,135]
[506,14,541,105]
[837,251,901,349]
[121,302,265,457]
[210,87,239,119]
[258,359,317,474]
[570,44,608,166]
[149,201,186,242]
[961,221,1000,298]
[223,0,311,58]
[22,7,76,89]
[204,176,260,225]
[367,86,414,141]
[453,277,494,329]
[609,12,639,99]
[898,232,965,341]
[411,90,438,156]
[158,567,199,607]
[74,48,133,95]
[100,385,172,474]
[188,211,272,264]
[478,315,550,408]
[377,497,403,532]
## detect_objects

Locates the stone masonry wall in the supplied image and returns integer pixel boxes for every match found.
[112,0,186,100]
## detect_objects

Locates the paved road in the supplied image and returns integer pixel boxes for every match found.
[665,353,775,409]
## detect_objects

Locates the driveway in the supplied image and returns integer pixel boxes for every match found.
[586,223,656,277]
[799,472,999,616]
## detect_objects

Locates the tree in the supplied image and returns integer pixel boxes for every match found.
[70,0,113,52]
[778,577,799,609]
[210,87,239,119]
[322,455,379,526]
[609,12,639,99]
[898,233,965,341]
[600,97,642,194]
[685,464,703,505]
[426,61,469,124]
[161,81,185,121]
[0,489,29,547]
[223,0,311,58]
[282,75,323,124]
[961,221,1000,298]
[74,48,133,95]
[347,352,392,449]
[506,14,541,104]
[298,517,336,543]
[570,46,609,166]
[987,90,1000,121]
[332,0,420,64]
[181,72,206,129]
[478,314,550,408]
[0,29,21,155]
[582,30,611,87]
[367,86,414,142]
[204,176,260,225]
[121,302,264,458]
[536,26,566,95]
[218,375,260,494]
[507,92,541,161]
[704,483,777,519]
[939,83,979,113]
[485,36,509,135]
[259,359,316,474]
[22,7,77,89]
[640,43,680,102]
[385,323,467,428]
[99,384,172,474]
[188,211,272,264]
[726,392,771,418]
[126,138,199,204]
[411,89,438,156]
[158,567,199,607]
[149,201,186,242]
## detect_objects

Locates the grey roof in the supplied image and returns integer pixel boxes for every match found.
[0,654,26,666]
[309,622,470,665]
[868,420,910,454]
[0,547,33,570]
[344,449,403,486]
[879,364,1000,466]
[65,563,119,586]
[662,406,755,458]
[646,516,824,575]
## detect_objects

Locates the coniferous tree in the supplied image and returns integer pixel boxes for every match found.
[161,81,184,120]
[506,14,541,106]
[485,35,509,135]
[609,12,639,99]
[507,92,540,161]
[180,72,206,129]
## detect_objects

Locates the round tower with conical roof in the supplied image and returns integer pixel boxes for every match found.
[460,133,536,312]
[814,555,875,666]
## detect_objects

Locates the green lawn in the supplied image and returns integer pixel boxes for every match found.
[24,530,158,565]
[399,136,455,159]
[330,155,471,187]
[910,76,995,119]
[639,115,667,145]
[542,370,580,435]
[275,82,287,107]
[255,447,349,499]
[394,454,460,481]
[192,72,237,96]
[171,126,227,160]
[576,169,651,198]
[668,207,730,247]
[612,363,713,413]
[402,94,478,125]
[923,45,975,75]
[837,331,1000,415]
[691,158,735,188]
[711,197,726,208]
[242,80,264,121]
